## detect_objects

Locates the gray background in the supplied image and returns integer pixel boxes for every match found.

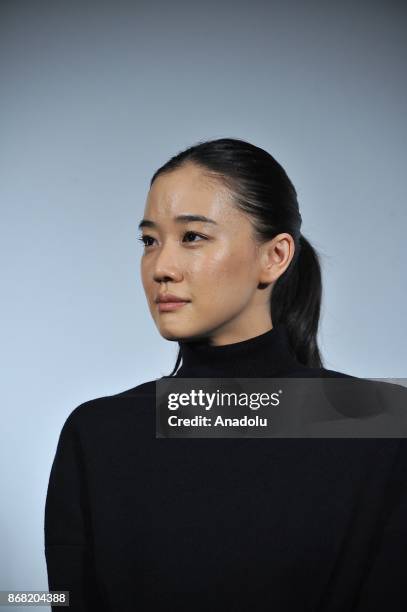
[1,0,406,603]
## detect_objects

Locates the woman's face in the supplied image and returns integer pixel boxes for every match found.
[140,163,284,345]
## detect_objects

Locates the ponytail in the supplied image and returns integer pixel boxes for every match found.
[271,234,323,368]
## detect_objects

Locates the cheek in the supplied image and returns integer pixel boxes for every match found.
[141,258,153,284]
[140,264,156,309]
[191,247,255,302]
[140,265,148,293]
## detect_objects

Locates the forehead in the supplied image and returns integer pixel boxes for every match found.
[145,164,235,221]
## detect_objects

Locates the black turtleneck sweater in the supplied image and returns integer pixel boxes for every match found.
[44,325,407,611]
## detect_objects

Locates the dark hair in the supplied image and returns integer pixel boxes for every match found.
[149,137,324,374]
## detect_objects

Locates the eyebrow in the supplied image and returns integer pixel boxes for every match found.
[138,214,218,230]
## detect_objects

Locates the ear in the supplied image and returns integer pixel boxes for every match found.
[258,233,296,285]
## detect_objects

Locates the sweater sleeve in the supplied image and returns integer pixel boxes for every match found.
[44,407,102,612]
[354,439,407,611]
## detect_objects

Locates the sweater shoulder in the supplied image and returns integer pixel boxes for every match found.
[62,378,159,432]
[283,364,355,378]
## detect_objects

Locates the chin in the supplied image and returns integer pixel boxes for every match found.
[159,329,182,342]
[157,322,189,341]
[157,321,207,343]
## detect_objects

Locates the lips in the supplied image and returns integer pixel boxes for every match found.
[156,300,189,313]
[155,293,190,303]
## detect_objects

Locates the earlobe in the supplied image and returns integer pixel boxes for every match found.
[258,266,279,286]
[258,254,279,285]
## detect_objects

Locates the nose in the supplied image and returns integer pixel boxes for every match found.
[152,242,183,284]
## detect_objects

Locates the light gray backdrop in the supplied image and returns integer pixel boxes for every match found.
[1,0,406,606]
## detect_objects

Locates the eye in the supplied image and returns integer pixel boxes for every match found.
[138,234,155,248]
[138,231,207,248]
[182,231,206,244]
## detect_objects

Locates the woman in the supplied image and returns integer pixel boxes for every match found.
[44,138,407,611]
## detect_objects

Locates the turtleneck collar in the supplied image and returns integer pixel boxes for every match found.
[174,324,303,378]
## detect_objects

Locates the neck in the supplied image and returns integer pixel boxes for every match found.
[174,323,302,378]
[201,318,274,347]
